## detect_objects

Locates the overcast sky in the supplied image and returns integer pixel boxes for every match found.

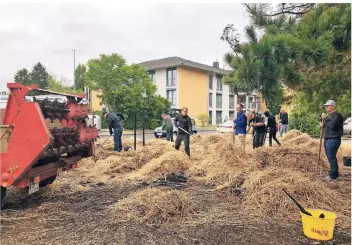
[0,3,250,90]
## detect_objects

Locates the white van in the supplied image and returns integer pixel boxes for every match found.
[86,114,102,131]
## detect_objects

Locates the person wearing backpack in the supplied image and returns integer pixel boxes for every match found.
[264,110,281,147]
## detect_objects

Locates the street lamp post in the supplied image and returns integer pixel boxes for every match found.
[134,110,137,151]
[73,49,76,93]
[142,92,147,146]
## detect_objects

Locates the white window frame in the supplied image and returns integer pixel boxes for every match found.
[149,70,156,83]
[216,93,222,108]
[167,89,177,107]
[209,93,213,108]
[209,75,213,90]
[229,94,234,109]
[166,68,177,87]
[216,76,222,91]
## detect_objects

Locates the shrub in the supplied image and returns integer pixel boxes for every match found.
[289,113,321,137]
[197,113,210,127]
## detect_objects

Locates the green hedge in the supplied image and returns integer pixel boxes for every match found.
[289,113,321,137]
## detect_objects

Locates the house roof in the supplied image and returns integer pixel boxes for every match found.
[139,56,232,75]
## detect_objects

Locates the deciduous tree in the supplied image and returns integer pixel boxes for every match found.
[86,53,171,129]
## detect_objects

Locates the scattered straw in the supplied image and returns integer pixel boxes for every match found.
[114,188,193,224]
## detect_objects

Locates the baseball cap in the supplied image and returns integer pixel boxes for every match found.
[323,100,336,107]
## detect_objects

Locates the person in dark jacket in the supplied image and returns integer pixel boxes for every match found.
[103,112,124,152]
[174,107,192,157]
[279,108,289,137]
[250,111,266,148]
[161,113,174,142]
[320,100,344,180]
[264,111,281,146]
[234,104,247,148]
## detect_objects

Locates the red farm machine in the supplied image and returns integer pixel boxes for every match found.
[0,83,99,207]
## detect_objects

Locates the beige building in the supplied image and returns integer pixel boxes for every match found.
[87,56,267,125]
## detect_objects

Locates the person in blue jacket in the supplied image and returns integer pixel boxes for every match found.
[234,103,247,148]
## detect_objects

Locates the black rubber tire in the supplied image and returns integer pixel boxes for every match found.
[1,186,6,208]
[39,175,57,188]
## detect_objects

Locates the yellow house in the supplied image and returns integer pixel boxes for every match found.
[140,56,266,125]
[90,90,103,111]
[88,56,267,125]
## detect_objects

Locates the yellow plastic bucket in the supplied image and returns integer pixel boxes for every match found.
[301,209,337,241]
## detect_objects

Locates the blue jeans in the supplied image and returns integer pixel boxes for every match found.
[166,129,174,142]
[113,129,123,152]
[280,124,288,137]
[324,138,341,179]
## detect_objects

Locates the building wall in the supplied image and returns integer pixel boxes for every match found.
[177,66,208,124]
[154,69,166,97]
[91,90,103,111]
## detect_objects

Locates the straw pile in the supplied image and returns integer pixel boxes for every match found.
[188,144,250,185]
[128,150,190,181]
[114,188,193,224]
[252,146,330,173]
[241,168,350,224]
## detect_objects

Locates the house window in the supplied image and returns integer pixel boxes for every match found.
[216,76,222,91]
[209,93,213,108]
[167,68,177,87]
[238,96,245,106]
[208,111,212,124]
[209,75,213,90]
[229,111,234,119]
[149,70,156,83]
[229,85,234,94]
[216,111,222,124]
[216,94,222,108]
[167,89,176,106]
[229,95,234,109]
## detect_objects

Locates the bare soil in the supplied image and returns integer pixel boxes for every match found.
[1,178,350,245]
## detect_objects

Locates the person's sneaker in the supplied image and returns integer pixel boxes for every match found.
[325,176,338,181]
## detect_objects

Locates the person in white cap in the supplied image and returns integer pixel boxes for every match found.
[320,100,344,180]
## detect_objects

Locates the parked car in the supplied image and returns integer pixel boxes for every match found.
[216,120,234,133]
[343,117,351,136]
[154,117,197,138]
[85,114,102,131]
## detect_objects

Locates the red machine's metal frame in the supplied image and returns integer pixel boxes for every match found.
[0,83,94,189]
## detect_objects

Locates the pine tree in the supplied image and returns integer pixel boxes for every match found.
[30,62,49,89]
[14,68,31,85]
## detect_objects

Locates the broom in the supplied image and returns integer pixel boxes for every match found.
[318,122,324,171]
[233,124,236,146]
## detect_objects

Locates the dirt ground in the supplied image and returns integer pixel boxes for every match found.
[0,133,351,245]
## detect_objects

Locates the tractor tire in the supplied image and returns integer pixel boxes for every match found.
[39,175,57,188]
[0,186,6,208]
